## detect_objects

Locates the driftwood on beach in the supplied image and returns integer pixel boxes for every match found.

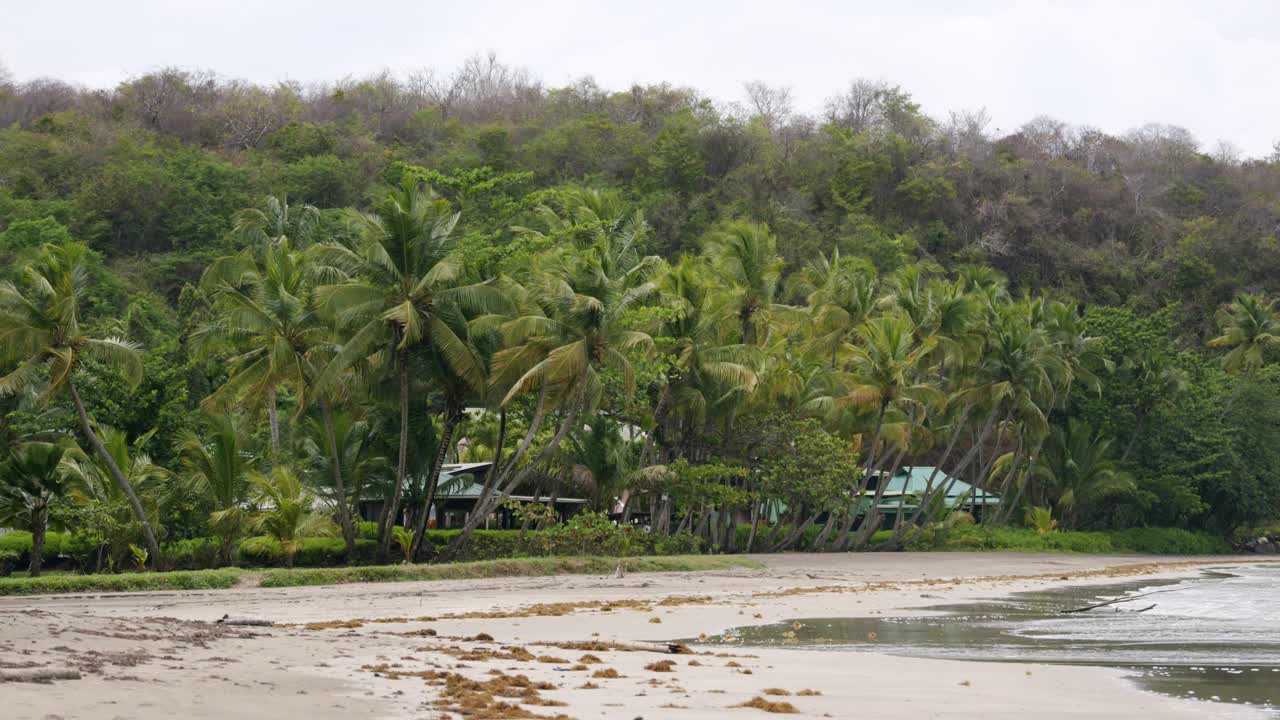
[1058,586,1187,614]
[215,614,274,626]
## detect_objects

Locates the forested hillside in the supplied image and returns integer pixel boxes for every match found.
[1,57,1278,572]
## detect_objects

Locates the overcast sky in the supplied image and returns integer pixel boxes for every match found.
[3,0,1278,156]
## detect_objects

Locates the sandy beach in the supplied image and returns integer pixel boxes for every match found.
[4,553,1278,720]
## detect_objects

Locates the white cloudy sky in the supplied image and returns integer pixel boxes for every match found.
[3,0,1278,156]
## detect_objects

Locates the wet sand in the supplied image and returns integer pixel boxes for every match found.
[4,552,1278,719]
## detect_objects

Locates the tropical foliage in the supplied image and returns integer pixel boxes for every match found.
[1,62,1279,572]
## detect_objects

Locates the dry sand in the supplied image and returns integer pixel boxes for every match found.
[4,552,1277,719]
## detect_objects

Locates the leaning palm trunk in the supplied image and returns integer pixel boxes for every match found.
[882,405,993,550]
[828,401,890,551]
[446,389,569,548]
[319,396,356,559]
[849,433,914,550]
[69,379,163,565]
[379,352,412,560]
[769,510,820,552]
[409,403,463,560]
[744,501,763,552]
[440,409,505,562]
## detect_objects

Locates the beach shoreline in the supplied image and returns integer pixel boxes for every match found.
[5,552,1278,719]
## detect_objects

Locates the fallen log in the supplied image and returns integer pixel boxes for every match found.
[0,668,82,682]
[215,614,274,626]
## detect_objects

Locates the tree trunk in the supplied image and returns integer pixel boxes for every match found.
[410,403,463,560]
[1121,411,1145,463]
[379,349,412,560]
[28,503,47,577]
[450,388,553,543]
[319,397,355,560]
[267,387,280,458]
[68,379,162,566]
[883,404,984,550]
[769,511,818,552]
[440,409,506,562]
[745,502,763,553]
[829,400,891,550]
[850,427,914,550]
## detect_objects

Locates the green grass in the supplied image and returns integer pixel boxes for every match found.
[258,555,762,588]
[906,526,1231,554]
[0,568,243,596]
[0,555,761,596]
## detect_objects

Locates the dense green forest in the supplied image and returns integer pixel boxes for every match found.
[1,58,1278,575]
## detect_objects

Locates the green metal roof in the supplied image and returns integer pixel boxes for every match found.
[873,466,1000,508]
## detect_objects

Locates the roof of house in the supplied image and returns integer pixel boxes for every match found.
[434,463,586,504]
[871,466,1001,508]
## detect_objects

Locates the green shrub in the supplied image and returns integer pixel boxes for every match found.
[0,531,70,564]
[165,537,222,570]
[0,568,242,596]
[235,536,378,567]
[1108,527,1230,554]
[0,549,18,576]
[906,525,1227,554]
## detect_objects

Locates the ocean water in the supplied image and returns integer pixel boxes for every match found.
[702,565,1280,713]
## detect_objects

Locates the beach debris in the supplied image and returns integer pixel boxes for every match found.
[762,688,791,696]
[734,696,799,713]
[797,689,822,696]
[215,614,273,627]
[0,668,82,683]
[546,640,691,655]
[1059,586,1187,614]
[592,668,621,679]
[644,660,676,672]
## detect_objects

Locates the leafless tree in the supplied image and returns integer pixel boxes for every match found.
[743,80,793,131]
[824,78,890,133]
[443,52,543,122]
[940,108,991,161]
[115,67,220,142]
[218,80,299,150]
[1211,140,1242,166]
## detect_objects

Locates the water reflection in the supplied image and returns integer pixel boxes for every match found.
[700,566,1280,713]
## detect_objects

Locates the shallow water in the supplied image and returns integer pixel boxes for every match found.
[701,565,1280,713]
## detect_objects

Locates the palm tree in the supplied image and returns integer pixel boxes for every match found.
[788,249,878,368]
[179,414,255,565]
[1209,293,1280,373]
[225,194,323,453]
[0,243,160,563]
[198,236,358,558]
[449,206,660,546]
[316,178,500,558]
[831,313,942,549]
[249,466,335,568]
[60,425,172,571]
[1030,419,1134,528]
[1209,293,1280,416]
[296,407,387,542]
[703,221,784,345]
[651,256,759,460]
[0,440,71,576]
[1119,349,1189,461]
